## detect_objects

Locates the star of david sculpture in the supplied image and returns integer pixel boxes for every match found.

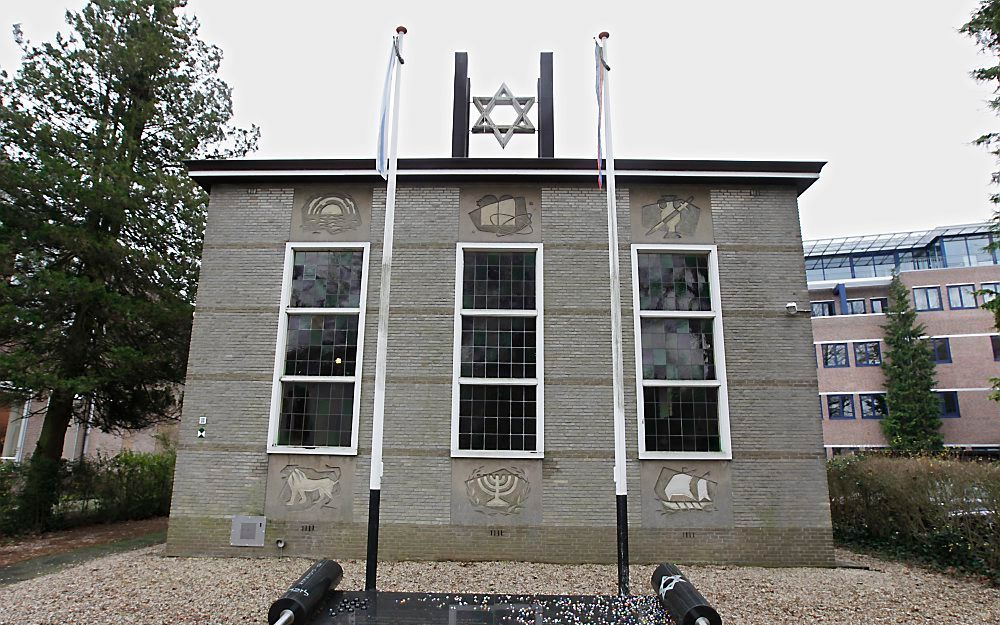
[451,51,554,157]
[471,83,535,148]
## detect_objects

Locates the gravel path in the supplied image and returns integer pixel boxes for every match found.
[0,546,996,624]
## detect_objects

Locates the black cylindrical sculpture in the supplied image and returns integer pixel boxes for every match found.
[268,559,345,625]
[650,563,722,625]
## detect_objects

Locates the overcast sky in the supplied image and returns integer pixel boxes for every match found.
[2,1,998,240]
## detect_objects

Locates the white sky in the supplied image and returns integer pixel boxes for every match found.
[2,0,998,240]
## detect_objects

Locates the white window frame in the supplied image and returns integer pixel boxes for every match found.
[631,244,732,460]
[450,242,544,459]
[266,242,370,455]
[0,397,32,462]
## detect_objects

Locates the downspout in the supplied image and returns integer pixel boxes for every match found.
[14,398,31,463]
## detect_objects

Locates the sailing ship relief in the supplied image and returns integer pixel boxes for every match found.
[654,467,717,513]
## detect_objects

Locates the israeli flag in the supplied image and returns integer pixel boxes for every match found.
[376,38,399,179]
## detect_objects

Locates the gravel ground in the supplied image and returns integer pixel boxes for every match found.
[0,546,997,624]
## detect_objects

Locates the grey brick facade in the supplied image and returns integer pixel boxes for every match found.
[168,162,833,567]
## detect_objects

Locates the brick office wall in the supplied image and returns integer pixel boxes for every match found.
[167,182,833,566]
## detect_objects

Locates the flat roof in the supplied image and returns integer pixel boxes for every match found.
[185,157,825,194]
[803,222,993,257]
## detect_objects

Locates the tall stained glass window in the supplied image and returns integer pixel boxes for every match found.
[452,245,543,455]
[633,247,730,457]
[270,245,368,451]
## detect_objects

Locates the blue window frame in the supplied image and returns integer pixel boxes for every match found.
[937,391,960,418]
[811,301,835,317]
[845,299,866,315]
[980,282,999,304]
[870,297,888,314]
[822,256,853,281]
[826,394,855,419]
[930,337,951,364]
[805,258,824,282]
[913,287,943,311]
[853,341,882,366]
[991,336,1000,362]
[859,393,888,419]
[821,343,850,368]
[947,284,978,310]
[941,235,995,268]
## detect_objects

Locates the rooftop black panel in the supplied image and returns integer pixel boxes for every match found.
[184,157,825,195]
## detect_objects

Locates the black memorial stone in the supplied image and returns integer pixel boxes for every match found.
[307,591,668,625]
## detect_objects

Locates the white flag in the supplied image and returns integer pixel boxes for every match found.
[376,37,400,179]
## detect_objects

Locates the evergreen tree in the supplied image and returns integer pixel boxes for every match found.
[0,0,258,529]
[880,274,944,452]
[962,2,1000,400]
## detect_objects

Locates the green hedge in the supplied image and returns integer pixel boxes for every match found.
[828,454,999,580]
[0,450,175,537]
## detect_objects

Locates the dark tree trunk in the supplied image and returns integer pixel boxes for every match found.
[17,388,76,530]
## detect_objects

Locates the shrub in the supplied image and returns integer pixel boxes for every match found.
[0,449,175,538]
[828,454,999,580]
[0,461,27,536]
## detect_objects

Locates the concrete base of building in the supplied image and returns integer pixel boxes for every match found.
[166,515,835,567]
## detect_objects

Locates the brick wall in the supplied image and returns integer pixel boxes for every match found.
[167,181,834,566]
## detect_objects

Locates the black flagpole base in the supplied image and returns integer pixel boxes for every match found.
[616,493,630,595]
[365,489,381,591]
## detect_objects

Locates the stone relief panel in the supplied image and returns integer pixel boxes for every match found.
[451,459,542,526]
[640,460,733,529]
[459,186,541,242]
[629,187,713,244]
[264,455,354,523]
[290,185,372,241]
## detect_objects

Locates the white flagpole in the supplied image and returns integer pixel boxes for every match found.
[366,25,406,592]
[598,30,630,596]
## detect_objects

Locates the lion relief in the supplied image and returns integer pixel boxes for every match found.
[280,465,341,510]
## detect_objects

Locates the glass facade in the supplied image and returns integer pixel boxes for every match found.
[805,234,996,282]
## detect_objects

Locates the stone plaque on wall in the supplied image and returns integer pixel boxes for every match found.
[264,455,355,523]
[290,185,372,241]
[640,460,732,528]
[629,187,713,244]
[451,458,542,526]
[458,186,541,242]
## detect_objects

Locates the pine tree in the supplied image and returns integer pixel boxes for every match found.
[963,2,1000,400]
[880,274,944,452]
[0,0,258,529]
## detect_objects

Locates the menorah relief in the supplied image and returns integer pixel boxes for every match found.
[465,466,531,516]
